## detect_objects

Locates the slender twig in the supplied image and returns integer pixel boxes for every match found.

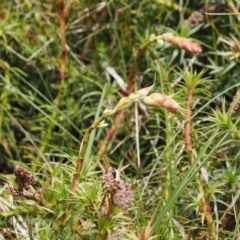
[135,97,141,167]
[68,114,107,205]
[126,46,144,95]
[55,0,68,108]
[185,87,215,237]
[185,88,194,165]
[65,113,113,215]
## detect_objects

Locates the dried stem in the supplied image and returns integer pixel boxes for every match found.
[66,114,108,213]
[28,187,42,205]
[185,87,215,237]
[69,125,94,195]
[185,88,194,165]
[126,46,144,95]
[55,0,68,108]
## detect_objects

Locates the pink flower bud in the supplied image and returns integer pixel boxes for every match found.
[142,93,181,114]
[141,96,159,107]
[162,33,202,54]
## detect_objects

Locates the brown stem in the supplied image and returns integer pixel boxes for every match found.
[125,47,144,96]
[55,0,67,108]
[185,88,194,165]
[25,190,42,205]
[69,125,93,197]
[67,115,107,212]
[63,112,111,219]
[185,87,215,237]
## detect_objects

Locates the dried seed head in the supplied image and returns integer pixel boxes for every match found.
[7,184,23,197]
[113,182,133,211]
[101,167,133,211]
[14,165,37,189]
[2,230,13,240]
[100,167,120,193]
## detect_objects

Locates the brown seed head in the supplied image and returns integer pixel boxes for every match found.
[7,184,23,196]
[2,230,13,240]
[101,167,133,211]
[113,182,133,211]
[100,167,120,193]
[14,165,37,189]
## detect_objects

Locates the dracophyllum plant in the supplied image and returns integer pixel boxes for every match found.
[71,85,182,195]
[66,85,182,240]
[3,85,182,240]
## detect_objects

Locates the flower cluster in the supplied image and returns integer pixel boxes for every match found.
[7,166,37,198]
[7,185,23,197]
[101,167,133,211]
[162,33,202,54]
[150,33,202,54]
[142,93,181,114]
[104,85,181,115]
[14,165,37,189]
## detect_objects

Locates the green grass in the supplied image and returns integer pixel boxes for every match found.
[0,1,240,239]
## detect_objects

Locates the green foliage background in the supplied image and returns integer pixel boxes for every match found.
[0,0,240,239]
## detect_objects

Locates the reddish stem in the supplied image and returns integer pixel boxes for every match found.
[125,47,144,96]
[185,88,194,164]
[55,0,67,108]
[185,87,215,236]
